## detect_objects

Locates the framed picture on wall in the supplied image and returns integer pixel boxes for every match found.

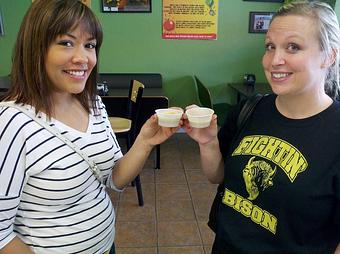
[249,11,275,33]
[0,8,4,36]
[101,0,152,13]
[243,0,283,2]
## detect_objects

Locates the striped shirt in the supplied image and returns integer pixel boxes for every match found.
[0,97,123,253]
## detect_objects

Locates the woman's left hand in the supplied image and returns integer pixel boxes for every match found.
[139,114,180,146]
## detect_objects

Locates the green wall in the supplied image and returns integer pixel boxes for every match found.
[0,0,338,104]
[336,0,340,20]
[0,0,282,103]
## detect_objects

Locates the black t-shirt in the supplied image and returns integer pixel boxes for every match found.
[215,94,340,254]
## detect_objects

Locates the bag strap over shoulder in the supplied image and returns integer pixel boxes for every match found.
[237,93,265,130]
[0,101,103,183]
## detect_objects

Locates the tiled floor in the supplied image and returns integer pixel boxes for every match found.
[107,133,217,254]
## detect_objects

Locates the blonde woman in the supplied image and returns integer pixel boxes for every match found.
[186,1,340,253]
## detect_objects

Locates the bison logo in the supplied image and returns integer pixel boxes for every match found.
[243,156,276,200]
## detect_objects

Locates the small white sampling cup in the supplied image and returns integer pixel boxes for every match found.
[186,107,214,128]
[155,108,183,127]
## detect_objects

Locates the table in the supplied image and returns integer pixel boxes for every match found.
[229,83,272,103]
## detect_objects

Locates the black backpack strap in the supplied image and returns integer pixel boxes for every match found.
[237,93,265,129]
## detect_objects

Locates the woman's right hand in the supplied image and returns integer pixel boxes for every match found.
[183,105,219,145]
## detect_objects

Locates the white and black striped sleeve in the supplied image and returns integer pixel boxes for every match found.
[0,106,30,249]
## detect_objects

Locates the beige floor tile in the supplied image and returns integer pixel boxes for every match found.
[197,221,215,245]
[117,202,156,222]
[157,199,195,221]
[143,154,156,169]
[159,139,183,169]
[140,168,155,183]
[157,221,202,247]
[192,198,213,222]
[116,247,157,254]
[120,183,155,204]
[114,133,219,252]
[155,169,187,184]
[182,153,202,170]
[204,245,213,254]
[115,221,157,248]
[176,133,198,148]
[189,183,217,201]
[162,135,180,148]
[160,151,184,169]
[158,246,205,254]
[156,183,190,200]
[185,170,210,184]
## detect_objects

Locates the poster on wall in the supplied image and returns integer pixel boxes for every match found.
[162,0,218,40]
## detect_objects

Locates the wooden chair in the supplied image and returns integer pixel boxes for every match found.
[103,80,145,206]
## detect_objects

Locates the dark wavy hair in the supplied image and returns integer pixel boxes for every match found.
[6,0,103,116]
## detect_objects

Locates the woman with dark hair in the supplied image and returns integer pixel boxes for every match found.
[186,1,340,253]
[0,1,177,253]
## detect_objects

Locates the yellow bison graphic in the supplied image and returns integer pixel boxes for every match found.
[243,156,276,200]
